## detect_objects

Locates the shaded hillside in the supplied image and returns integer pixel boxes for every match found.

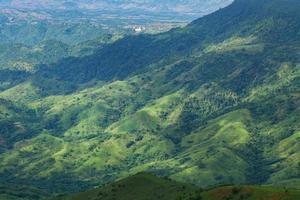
[0,99,41,152]
[0,34,120,91]
[52,173,196,200]
[0,184,48,200]
[52,173,300,200]
[35,0,300,85]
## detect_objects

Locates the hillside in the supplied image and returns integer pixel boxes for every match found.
[0,184,48,200]
[0,15,108,46]
[52,173,300,200]
[0,34,121,92]
[0,0,299,198]
[52,173,196,200]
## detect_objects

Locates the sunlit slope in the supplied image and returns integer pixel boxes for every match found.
[1,73,299,192]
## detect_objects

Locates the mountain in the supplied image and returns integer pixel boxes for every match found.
[52,173,197,200]
[52,173,300,200]
[33,0,300,84]
[0,0,300,198]
[2,174,300,200]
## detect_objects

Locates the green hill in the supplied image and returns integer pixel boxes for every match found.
[0,18,107,46]
[0,99,41,152]
[52,173,196,200]
[0,184,48,200]
[51,173,300,200]
[0,0,299,198]
[0,34,121,92]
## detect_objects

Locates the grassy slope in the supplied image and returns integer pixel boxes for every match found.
[52,173,196,200]
[51,173,300,200]
[200,186,300,200]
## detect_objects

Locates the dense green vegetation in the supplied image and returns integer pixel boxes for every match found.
[0,21,108,46]
[0,0,300,199]
[51,173,196,200]
[51,173,300,200]
[0,34,121,91]
[0,184,48,200]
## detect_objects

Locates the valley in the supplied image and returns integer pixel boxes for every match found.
[0,0,233,34]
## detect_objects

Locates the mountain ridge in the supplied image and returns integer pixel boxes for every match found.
[29,0,300,89]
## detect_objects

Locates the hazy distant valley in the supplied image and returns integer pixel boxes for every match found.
[0,0,233,34]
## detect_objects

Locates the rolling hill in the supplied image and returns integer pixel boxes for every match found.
[52,173,197,200]
[52,173,300,200]
[0,0,299,199]
[0,10,109,46]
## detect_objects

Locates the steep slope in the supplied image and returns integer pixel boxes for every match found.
[0,0,300,196]
[34,0,300,85]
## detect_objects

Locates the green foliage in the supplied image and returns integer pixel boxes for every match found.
[0,0,300,197]
[0,20,107,46]
[51,173,300,200]
[0,184,48,200]
[52,173,197,200]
